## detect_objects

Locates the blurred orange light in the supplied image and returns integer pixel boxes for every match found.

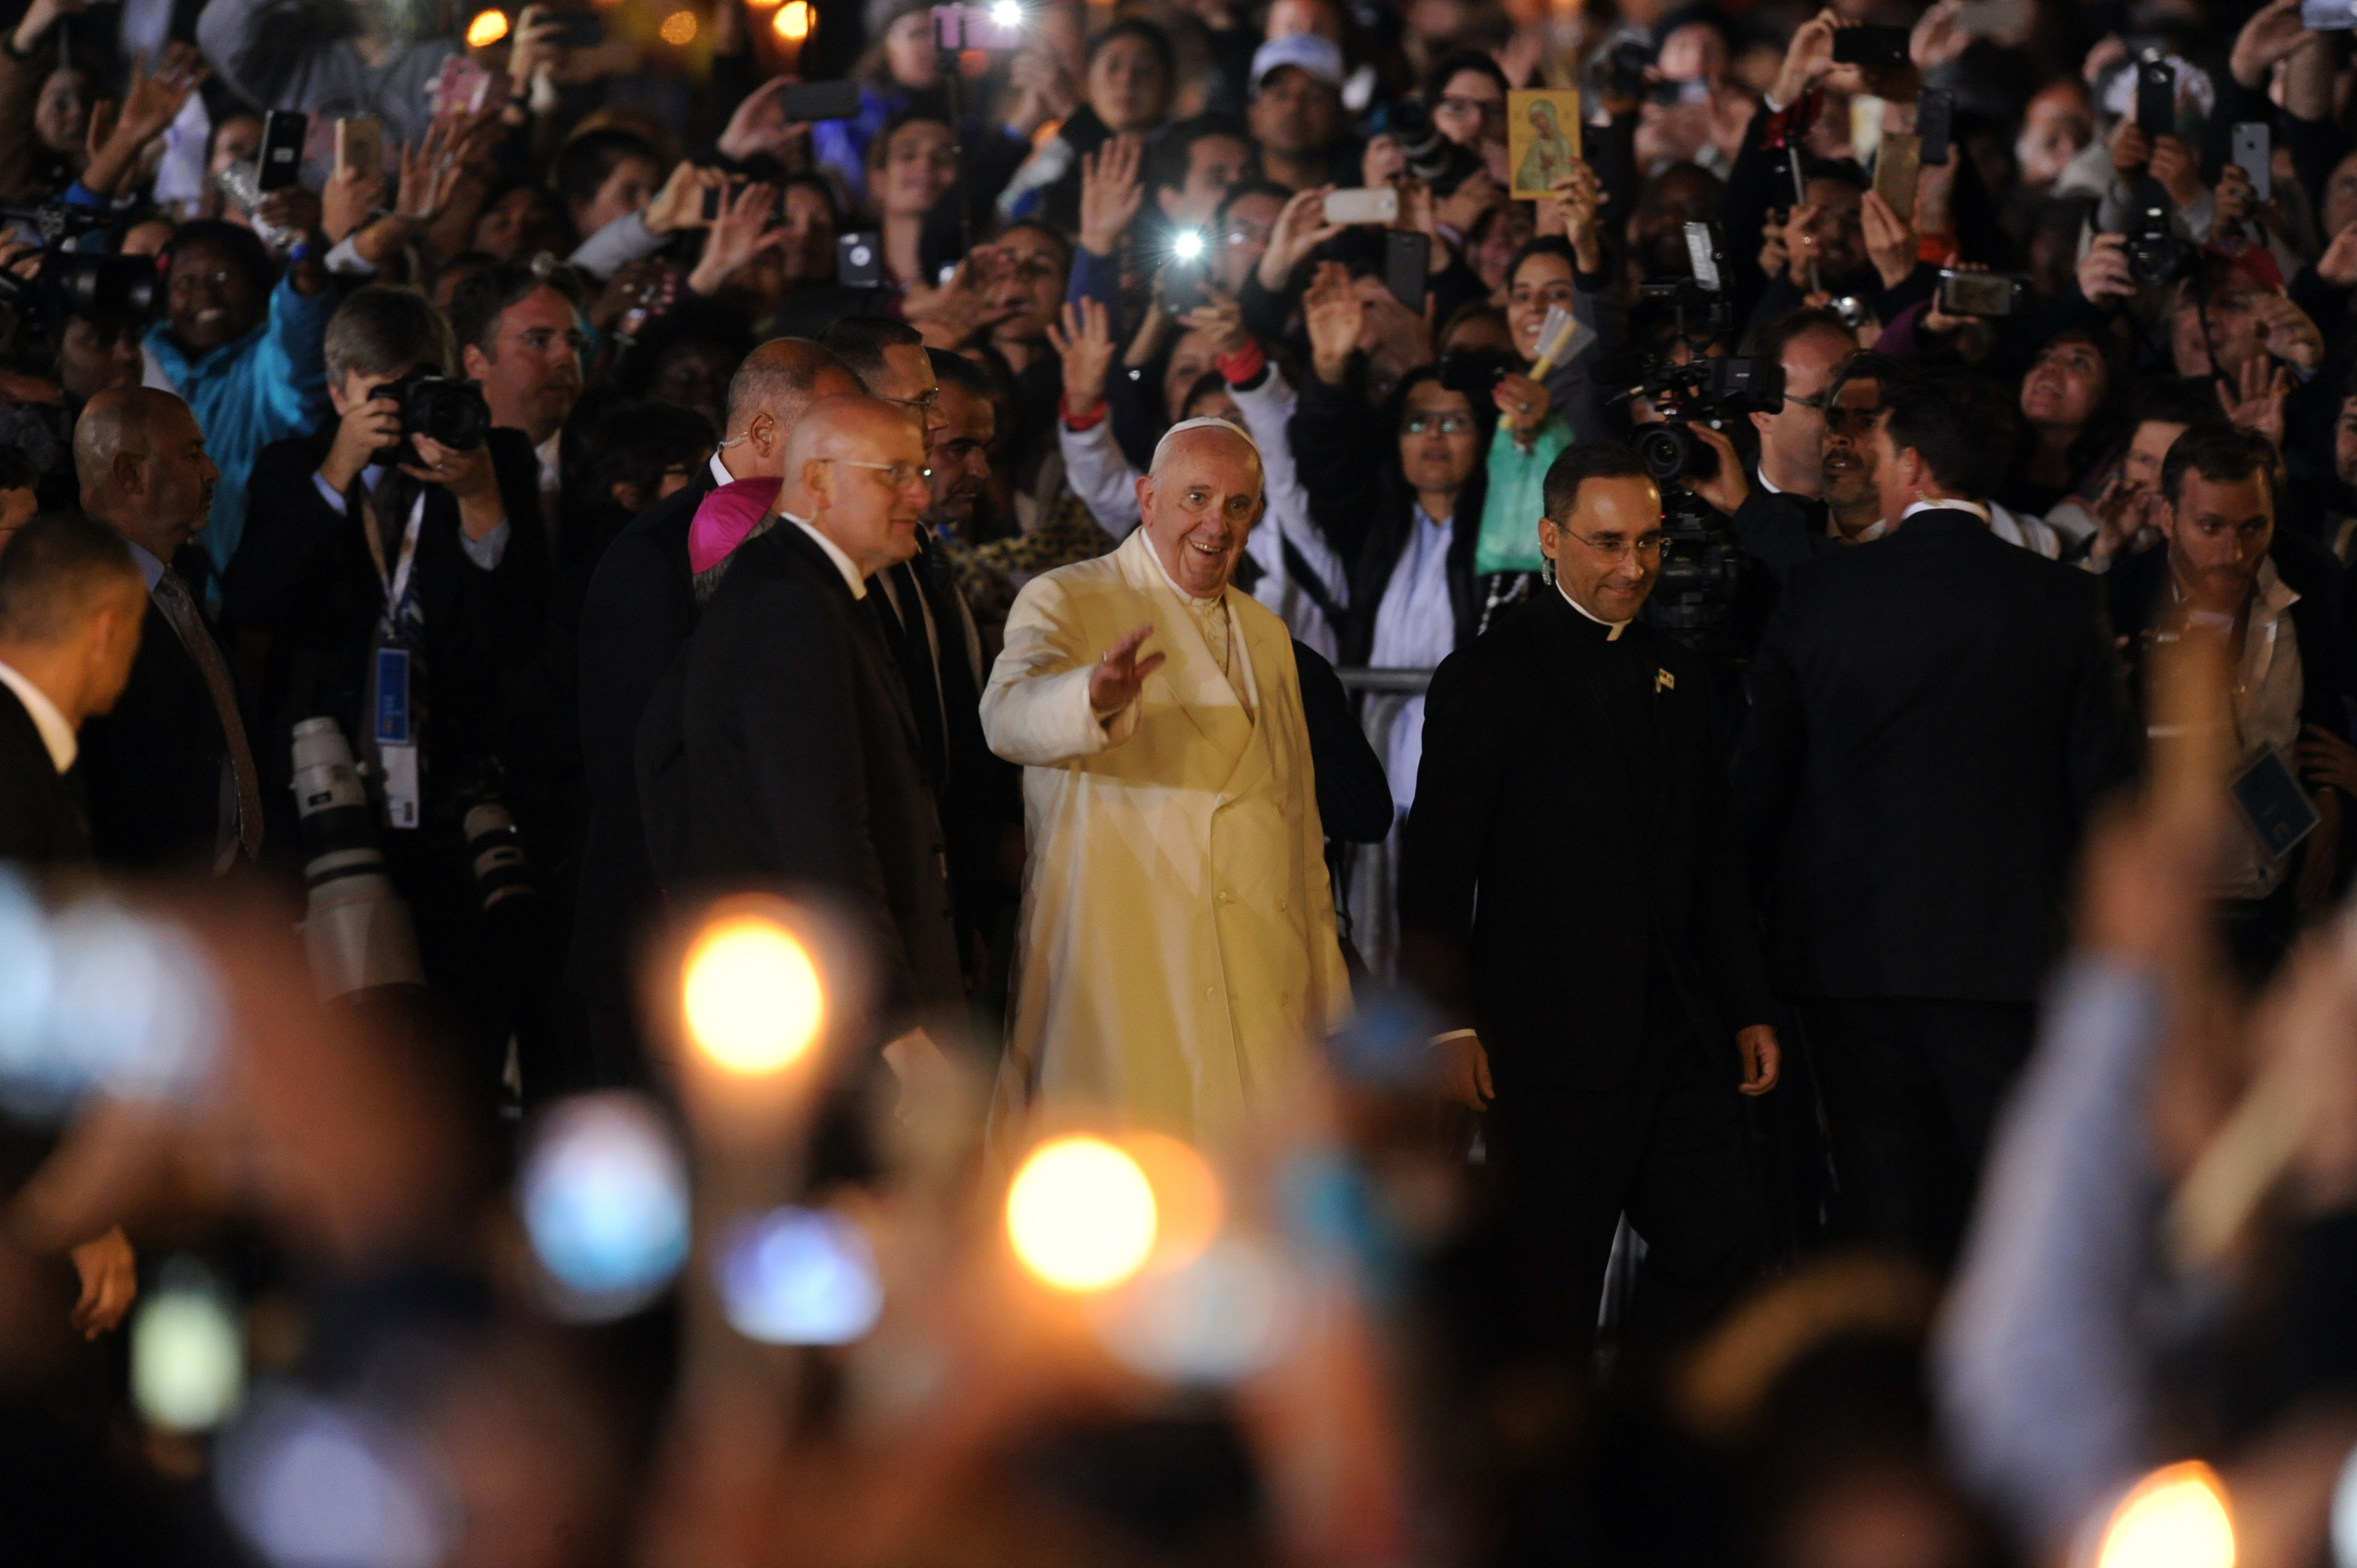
[1121,1131,1222,1272]
[747,0,781,9]
[659,7,698,43]
[681,912,824,1075]
[465,8,510,45]
[1007,1137,1157,1291]
[2095,1462,2235,1568]
[774,1,811,39]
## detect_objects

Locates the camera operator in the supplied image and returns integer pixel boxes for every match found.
[225,289,541,931]
[1679,307,1854,584]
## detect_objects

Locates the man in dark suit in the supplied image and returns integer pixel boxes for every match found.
[72,386,264,875]
[645,395,966,1096]
[0,514,147,865]
[569,337,860,1084]
[1736,374,2130,1268]
[1398,441,1782,1355]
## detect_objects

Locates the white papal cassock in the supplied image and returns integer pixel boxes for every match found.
[980,526,1351,1148]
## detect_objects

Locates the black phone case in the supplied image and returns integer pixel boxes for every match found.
[1831,25,1910,67]
[838,232,883,288]
[258,110,306,192]
[2137,62,2175,137]
[1384,232,1428,310]
[778,80,863,123]
[1916,89,1953,166]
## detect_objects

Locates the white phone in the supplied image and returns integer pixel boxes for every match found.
[1323,187,1399,226]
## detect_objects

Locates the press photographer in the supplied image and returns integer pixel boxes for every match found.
[222,286,548,1100]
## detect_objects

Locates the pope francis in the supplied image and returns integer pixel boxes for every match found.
[981,417,1350,1146]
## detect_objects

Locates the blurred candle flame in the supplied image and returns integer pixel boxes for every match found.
[774,1,811,39]
[2094,1462,2234,1568]
[1121,1130,1222,1273]
[465,8,509,45]
[658,8,697,44]
[681,910,824,1076]
[1007,1136,1157,1292]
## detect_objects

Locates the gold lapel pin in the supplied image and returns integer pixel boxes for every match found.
[1655,668,1675,693]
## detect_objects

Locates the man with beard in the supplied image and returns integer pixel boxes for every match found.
[1821,353,1904,544]
[1680,312,1856,579]
[2103,423,2346,979]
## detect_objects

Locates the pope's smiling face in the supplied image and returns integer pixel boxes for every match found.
[1138,426,1262,599]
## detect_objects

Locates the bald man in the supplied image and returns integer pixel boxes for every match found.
[640,395,966,1088]
[572,338,862,1082]
[981,419,1349,1148]
[71,386,264,875]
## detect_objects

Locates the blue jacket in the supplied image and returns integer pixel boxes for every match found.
[146,275,333,580]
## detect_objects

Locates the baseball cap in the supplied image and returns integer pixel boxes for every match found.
[1250,33,1345,97]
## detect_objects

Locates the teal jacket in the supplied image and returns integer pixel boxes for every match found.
[146,275,333,581]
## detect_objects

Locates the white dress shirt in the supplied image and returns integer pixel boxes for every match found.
[1370,503,1460,811]
[0,656,75,772]
[785,512,867,600]
[1900,497,1993,525]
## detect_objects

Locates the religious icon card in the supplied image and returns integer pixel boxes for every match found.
[1508,89,1583,198]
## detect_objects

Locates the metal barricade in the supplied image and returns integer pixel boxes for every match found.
[1332,667,1435,982]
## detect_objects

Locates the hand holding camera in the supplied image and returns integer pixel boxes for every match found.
[2077,231,2138,303]
[404,434,502,535]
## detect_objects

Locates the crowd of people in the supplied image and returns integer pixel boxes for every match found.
[12,0,2357,1561]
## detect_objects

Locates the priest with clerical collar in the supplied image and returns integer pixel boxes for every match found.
[1397,439,1782,1356]
[981,417,1349,1152]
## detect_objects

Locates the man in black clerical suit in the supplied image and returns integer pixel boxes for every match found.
[0,514,147,865]
[645,395,965,1098]
[569,338,859,1083]
[72,388,266,875]
[1398,441,1782,1354]
[1737,374,2130,1268]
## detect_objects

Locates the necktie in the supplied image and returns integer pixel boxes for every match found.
[871,566,948,793]
[155,567,263,868]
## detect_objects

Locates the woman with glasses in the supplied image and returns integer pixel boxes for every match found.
[1294,352,1497,842]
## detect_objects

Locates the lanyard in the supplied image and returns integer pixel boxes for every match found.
[358,481,424,633]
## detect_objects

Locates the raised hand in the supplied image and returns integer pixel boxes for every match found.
[2217,354,2293,447]
[1302,260,1365,385]
[1545,162,1607,272]
[2148,135,2201,209]
[2319,221,2357,287]
[1008,46,1079,136]
[1088,625,1165,717]
[643,161,719,236]
[690,181,789,296]
[1258,185,1344,292]
[903,244,1018,349]
[2077,231,2136,304]
[1772,8,1861,108]
[2231,0,2312,89]
[1859,189,1917,290]
[1910,0,1968,73]
[1046,296,1118,417]
[80,44,208,198]
[394,118,464,225]
[1180,285,1253,358]
[1079,133,1144,257]
[717,76,814,163]
[2252,293,2325,370]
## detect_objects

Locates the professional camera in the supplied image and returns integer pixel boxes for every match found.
[368,365,492,466]
[2127,194,2193,288]
[1381,99,1486,197]
[0,204,159,341]
[1629,357,1784,481]
[290,717,424,999]
[462,800,536,915]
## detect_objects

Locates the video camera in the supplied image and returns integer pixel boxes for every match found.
[1603,222,1780,653]
[0,203,160,339]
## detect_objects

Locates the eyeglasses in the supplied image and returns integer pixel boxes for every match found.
[879,388,940,416]
[1559,527,1666,561]
[1435,95,1507,125]
[1783,391,1829,411]
[1403,413,1474,435]
[828,458,933,489]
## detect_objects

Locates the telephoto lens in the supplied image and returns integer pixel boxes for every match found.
[463,801,536,914]
[290,717,424,998]
[1635,422,1717,482]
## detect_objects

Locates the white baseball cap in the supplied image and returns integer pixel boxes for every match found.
[1249,33,1345,97]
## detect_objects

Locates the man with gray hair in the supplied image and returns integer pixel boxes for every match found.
[72,386,263,874]
[981,417,1350,1147]
[572,336,861,1082]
